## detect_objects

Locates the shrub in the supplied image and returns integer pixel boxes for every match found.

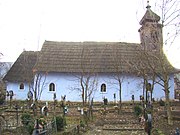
[26,121,34,135]
[21,113,34,134]
[152,128,165,135]
[21,113,33,125]
[56,116,66,131]
[134,105,143,116]
[39,116,47,127]
[159,99,165,106]
[0,83,5,105]
[80,120,85,128]
[0,93,5,105]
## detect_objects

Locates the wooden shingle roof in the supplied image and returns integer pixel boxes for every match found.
[4,41,175,83]
[35,41,140,73]
[139,6,160,25]
[3,51,38,82]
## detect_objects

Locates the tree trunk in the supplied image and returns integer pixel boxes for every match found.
[118,80,122,114]
[143,78,146,100]
[80,76,85,107]
[164,78,173,125]
[85,87,88,105]
[34,99,38,117]
[82,90,85,107]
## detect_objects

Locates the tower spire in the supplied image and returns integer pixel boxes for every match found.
[139,0,163,52]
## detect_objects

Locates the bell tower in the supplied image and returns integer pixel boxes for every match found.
[138,1,163,52]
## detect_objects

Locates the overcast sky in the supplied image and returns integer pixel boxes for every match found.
[0,0,180,69]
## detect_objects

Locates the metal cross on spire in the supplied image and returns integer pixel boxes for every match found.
[146,0,151,9]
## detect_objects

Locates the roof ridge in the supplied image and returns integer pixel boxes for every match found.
[44,40,140,45]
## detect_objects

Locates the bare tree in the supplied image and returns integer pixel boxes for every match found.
[71,46,99,107]
[0,53,3,79]
[29,70,48,116]
[31,72,47,101]
[158,0,180,47]
[131,49,157,100]
[22,51,48,116]
[174,73,180,99]
[109,45,126,113]
[149,0,179,125]
[0,53,6,105]
[79,73,98,106]
[0,63,12,80]
[0,82,5,105]
[149,51,174,125]
[132,1,180,125]
[127,45,174,126]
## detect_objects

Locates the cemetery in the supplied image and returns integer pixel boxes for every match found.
[0,92,180,135]
[0,1,180,135]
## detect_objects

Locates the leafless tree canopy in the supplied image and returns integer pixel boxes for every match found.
[157,0,180,46]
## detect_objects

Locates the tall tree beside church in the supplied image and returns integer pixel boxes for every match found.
[149,0,179,125]
[136,1,180,125]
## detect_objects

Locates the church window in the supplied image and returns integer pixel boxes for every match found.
[49,83,55,91]
[19,83,24,90]
[101,83,106,92]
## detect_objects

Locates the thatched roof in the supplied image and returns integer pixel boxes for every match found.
[35,41,140,73]
[3,51,38,82]
[4,40,175,83]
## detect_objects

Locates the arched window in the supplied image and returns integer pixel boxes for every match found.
[101,83,106,92]
[49,83,55,91]
[19,83,24,90]
[151,31,159,43]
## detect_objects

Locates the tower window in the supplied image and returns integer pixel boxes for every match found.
[151,31,159,43]
[19,83,24,90]
[49,83,55,91]
[101,83,106,93]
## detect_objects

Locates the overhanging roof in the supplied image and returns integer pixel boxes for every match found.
[3,51,38,82]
